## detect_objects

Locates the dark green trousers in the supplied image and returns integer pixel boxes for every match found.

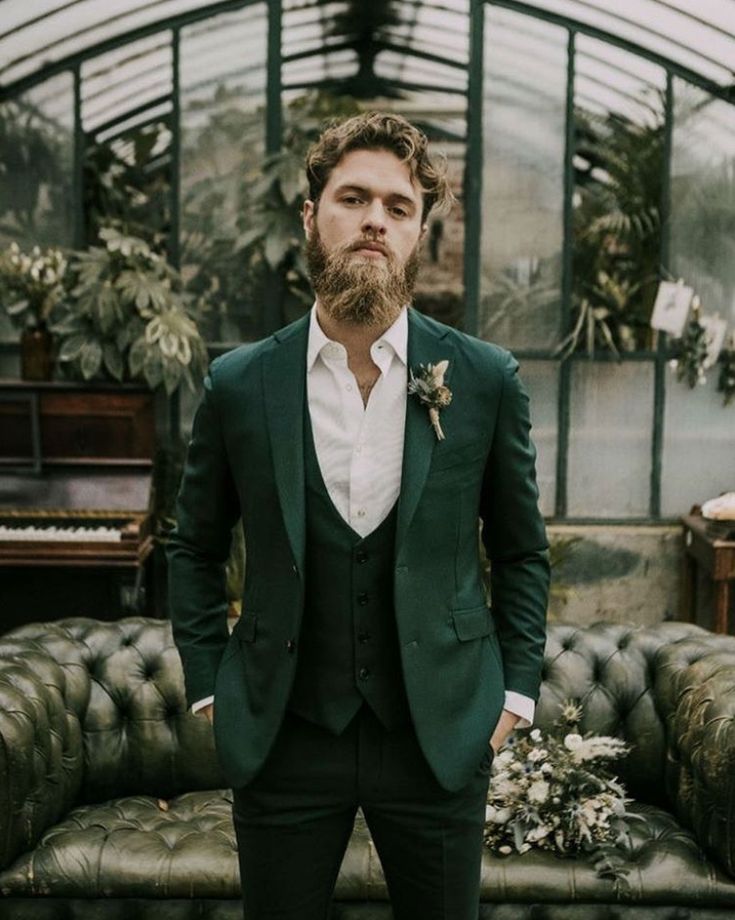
[231,705,492,920]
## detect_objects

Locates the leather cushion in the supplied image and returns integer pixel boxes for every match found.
[2,794,735,906]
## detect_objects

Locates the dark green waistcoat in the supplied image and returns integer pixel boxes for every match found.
[287,406,411,733]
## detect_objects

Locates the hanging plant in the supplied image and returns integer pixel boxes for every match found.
[669,300,708,389]
[718,334,735,406]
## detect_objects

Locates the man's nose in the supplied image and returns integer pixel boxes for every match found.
[360,200,387,236]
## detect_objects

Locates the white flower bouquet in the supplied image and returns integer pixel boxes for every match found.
[484,702,637,884]
[0,241,68,328]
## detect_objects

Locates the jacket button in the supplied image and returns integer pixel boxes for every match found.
[357,592,369,606]
[358,632,371,644]
[356,550,369,564]
[285,639,296,654]
[358,667,370,680]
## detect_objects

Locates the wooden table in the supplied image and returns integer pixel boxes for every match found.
[681,513,735,633]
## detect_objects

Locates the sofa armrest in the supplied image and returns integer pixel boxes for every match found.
[0,641,84,870]
[654,635,735,877]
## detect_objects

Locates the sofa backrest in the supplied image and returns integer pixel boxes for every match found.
[0,616,717,814]
[534,620,710,805]
[0,617,224,808]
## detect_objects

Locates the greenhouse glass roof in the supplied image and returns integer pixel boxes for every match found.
[0,1,733,100]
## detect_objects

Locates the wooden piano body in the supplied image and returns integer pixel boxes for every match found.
[0,382,158,633]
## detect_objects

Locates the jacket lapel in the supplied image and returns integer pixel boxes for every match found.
[395,309,455,558]
[263,313,310,575]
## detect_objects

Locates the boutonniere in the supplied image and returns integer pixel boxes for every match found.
[408,360,452,441]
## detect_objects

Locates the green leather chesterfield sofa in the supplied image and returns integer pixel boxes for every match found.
[2,616,735,920]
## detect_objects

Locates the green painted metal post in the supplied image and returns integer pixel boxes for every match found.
[264,0,284,334]
[650,72,674,519]
[555,30,576,519]
[72,65,85,248]
[464,0,484,335]
[170,27,181,272]
[169,27,182,443]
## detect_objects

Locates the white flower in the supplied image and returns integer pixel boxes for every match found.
[527,779,550,804]
[499,845,513,855]
[526,824,552,843]
[564,733,583,751]
[527,748,547,763]
[529,728,542,742]
[567,736,627,764]
[492,777,521,798]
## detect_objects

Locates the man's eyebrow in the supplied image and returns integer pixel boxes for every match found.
[334,183,417,207]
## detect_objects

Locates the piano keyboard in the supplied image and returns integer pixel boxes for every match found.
[0,525,122,542]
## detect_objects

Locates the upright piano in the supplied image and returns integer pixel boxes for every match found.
[0,381,157,633]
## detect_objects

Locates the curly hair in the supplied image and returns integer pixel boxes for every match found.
[305,111,454,223]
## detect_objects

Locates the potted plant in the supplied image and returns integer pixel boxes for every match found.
[0,241,68,379]
[51,226,208,395]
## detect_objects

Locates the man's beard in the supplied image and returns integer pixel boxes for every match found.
[305,225,420,327]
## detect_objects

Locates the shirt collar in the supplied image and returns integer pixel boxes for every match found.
[306,303,408,372]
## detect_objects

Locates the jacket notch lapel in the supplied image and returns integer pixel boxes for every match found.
[263,317,309,574]
[395,310,455,557]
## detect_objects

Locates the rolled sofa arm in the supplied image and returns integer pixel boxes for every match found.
[654,633,735,877]
[0,636,84,871]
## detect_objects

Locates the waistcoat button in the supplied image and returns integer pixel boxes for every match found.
[357,592,369,605]
[358,667,370,680]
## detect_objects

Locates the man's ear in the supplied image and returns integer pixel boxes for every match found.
[303,200,315,239]
[419,223,428,241]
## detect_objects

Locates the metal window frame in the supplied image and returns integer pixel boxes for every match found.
[1,0,733,524]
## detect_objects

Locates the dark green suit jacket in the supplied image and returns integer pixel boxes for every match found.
[167,307,549,792]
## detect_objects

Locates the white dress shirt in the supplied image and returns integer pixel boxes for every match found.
[192,304,534,727]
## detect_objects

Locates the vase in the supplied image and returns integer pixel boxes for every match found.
[20,324,54,380]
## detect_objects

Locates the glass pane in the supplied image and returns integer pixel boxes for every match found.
[415,132,466,329]
[571,37,666,355]
[479,7,567,350]
[670,80,735,331]
[661,372,735,517]
[0,71,74,252]
[179,4,268,343]
[0,72,74,345]
[510,0,734,88]
[520,360,559,517]
[81,34,173,133]
[567,361,654,517]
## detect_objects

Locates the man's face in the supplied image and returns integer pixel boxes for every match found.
[303,147,427,327]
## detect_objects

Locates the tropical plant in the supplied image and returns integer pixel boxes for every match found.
[83,119,172,250]
[0,98,70,247]
[51,226,207,394]
[566,102,665,356]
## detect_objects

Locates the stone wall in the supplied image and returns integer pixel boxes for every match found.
[547,524,686,627]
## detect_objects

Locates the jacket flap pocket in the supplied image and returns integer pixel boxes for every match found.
[452,605,494,641]
[232,614,257,643]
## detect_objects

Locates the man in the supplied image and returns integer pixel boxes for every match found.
[167,111,549,920]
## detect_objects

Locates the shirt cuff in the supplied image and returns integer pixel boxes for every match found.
[191,695,214,715]
[503,691,535,729]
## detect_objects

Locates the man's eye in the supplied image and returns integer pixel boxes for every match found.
[391,207,408,217]
[343,196,362,205]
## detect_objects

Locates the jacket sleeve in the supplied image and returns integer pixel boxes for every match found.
[166,364,240,708]
[480,350,550,702]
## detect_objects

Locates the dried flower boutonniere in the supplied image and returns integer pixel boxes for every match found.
[408,360,452,440]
